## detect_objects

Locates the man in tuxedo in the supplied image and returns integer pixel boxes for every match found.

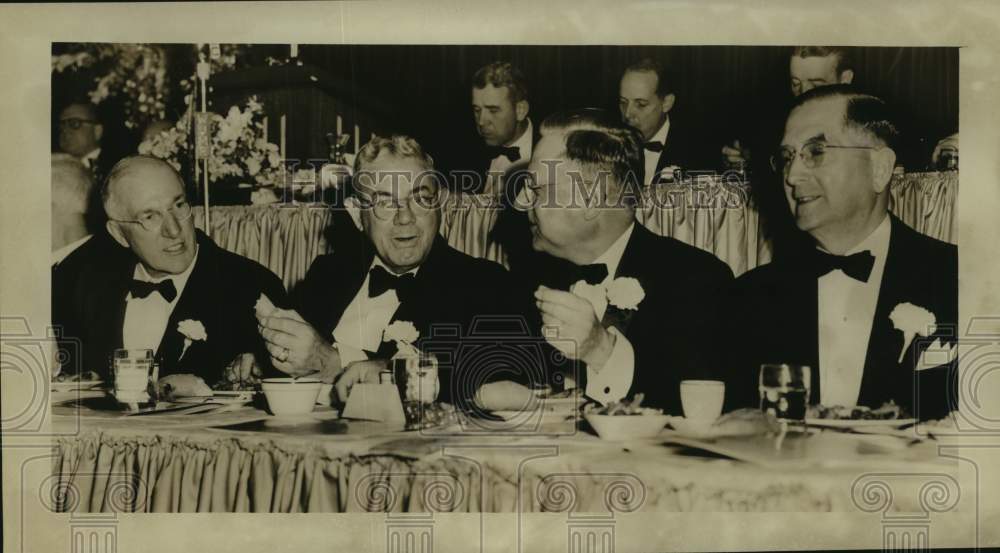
[52,156,286,386]
[515,108,733,413]
[51,154,94,266]
[257,135,526,406]
[721,85,957,420]
[618,58,716,184]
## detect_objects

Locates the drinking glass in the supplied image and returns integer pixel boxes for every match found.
[112,349,158,408]
[386,354,440,428]
[758,363,810,421]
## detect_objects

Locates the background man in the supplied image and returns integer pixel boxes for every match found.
[721,86,957,420]
[619,58,715,184]
[53,156,286,388]
[467,61,534,196]
[515,108,733,413]
[258,135,527,407]
[51,154,94,265]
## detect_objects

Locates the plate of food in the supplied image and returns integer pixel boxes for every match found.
[805,401,916,429]
[583,394,669,440]
[51,371,105,392]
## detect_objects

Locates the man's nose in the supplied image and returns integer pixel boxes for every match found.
[476,111,490,128]
[624,104,637,121]
[393,200,416,225]
[161,212,182,238]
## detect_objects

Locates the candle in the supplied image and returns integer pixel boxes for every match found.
[262,116,268,144]
[336,115,342,137]
[354,124,360,155]
[290,44,298,58]
[280,115,287,162]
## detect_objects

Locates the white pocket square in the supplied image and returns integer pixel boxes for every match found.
[915,338,957,371]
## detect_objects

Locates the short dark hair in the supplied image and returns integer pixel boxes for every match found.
[791,84,900,151]
[539,108,644,195]
[471,61,529,104]
[791,46,855,75]
[623,57,671,97]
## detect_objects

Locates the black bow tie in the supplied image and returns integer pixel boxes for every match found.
[571,263,609,286]
[487,145,521,162]
[643,141,664,153]
[129,278,177,302]
[813,250,876,282]
[368,265,417,303]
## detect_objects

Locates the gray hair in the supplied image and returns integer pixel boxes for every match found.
[51,153,93,214]
[102,155,185,219]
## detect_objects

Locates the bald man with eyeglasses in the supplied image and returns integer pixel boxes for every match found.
[52,155,287,391]
[719,86,957,421]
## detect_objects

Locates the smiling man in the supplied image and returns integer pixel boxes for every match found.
[52,156,287,387]
[721,86,957,420]
[259,135,522,406]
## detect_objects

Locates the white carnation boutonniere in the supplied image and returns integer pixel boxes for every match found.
[889,303,937,364]
[177,319,207,361]
[383,320,421,358]
[605,277,646,311]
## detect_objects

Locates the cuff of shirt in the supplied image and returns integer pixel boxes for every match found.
[585,327,635,405]
[334,342,370,367]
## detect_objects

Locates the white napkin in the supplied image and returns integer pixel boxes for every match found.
[342,383,405,423]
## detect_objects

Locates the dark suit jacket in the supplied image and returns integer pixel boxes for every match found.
[292,235,529,406]
[719,215,958,420]
[648,114,720,182]
[515,223,735,413]
[53,230,287,384]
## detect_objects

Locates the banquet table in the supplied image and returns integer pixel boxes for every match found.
[193,171,957,289]
[51,398,957,514]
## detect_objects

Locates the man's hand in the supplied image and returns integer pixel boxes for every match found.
[334,359,387,404]
[534,285,616,369]
[222,352,262,388]
[721,139,749,166]
[931,133,958,167]
[257,308,341,379]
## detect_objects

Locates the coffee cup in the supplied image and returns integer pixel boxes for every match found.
[680,380,725,424]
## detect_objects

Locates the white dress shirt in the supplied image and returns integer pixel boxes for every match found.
[642,117,670,186]
[568,223,637,405]
[818,215,891,407]
[80,147,101,170]
[51,234,92,266]
[122,247,199,353]
[331,258,419,365]
[485,119,533,195]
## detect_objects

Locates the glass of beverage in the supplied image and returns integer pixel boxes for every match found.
[758,363,810,422]
[112,349,158,409]
[390,354,440,405]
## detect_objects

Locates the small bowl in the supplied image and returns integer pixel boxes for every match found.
[584,413,670,441]
[261,378,322,416]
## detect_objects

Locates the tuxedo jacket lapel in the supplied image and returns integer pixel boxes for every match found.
[601,225,648,336]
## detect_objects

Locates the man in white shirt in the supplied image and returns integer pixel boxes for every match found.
[51,154,94,265]
[722,86,957,420]
[514,108,733,412]
[258,135,524,407]
[52,156,287,387]
[467,61,534,196]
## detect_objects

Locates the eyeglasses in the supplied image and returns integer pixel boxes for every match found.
[770,142,881,173]
[358,187,440,220]
[59,118,98,131]
[112,200,193,232]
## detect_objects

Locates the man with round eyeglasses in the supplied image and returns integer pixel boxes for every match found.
[720,86,957,421]
[52,155,287,390]
[257,135,526,409]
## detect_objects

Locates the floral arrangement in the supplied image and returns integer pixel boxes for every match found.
[52,44,170,130]
[139,96,283,187]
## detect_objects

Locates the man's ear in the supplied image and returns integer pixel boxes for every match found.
[515,100,529,123]
[870,147,897,194]
[93,123,104,143]
[106,220,129,248]
[839,70,855,85]
[660,93,675,115]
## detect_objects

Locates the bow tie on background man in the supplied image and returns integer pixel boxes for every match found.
[129,279,177,302]
[368,265,418,303]
[487,145,521,162]
[643,141,664,153]
[812,250,875,282]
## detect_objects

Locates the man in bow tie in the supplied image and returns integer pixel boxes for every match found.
[259,135,525,406]
[515,108,733,412]
[618,58,715,185]
[720,86,957,420]
[52,156,287,387]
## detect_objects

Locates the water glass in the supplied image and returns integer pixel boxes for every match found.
[758,363,810,421]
